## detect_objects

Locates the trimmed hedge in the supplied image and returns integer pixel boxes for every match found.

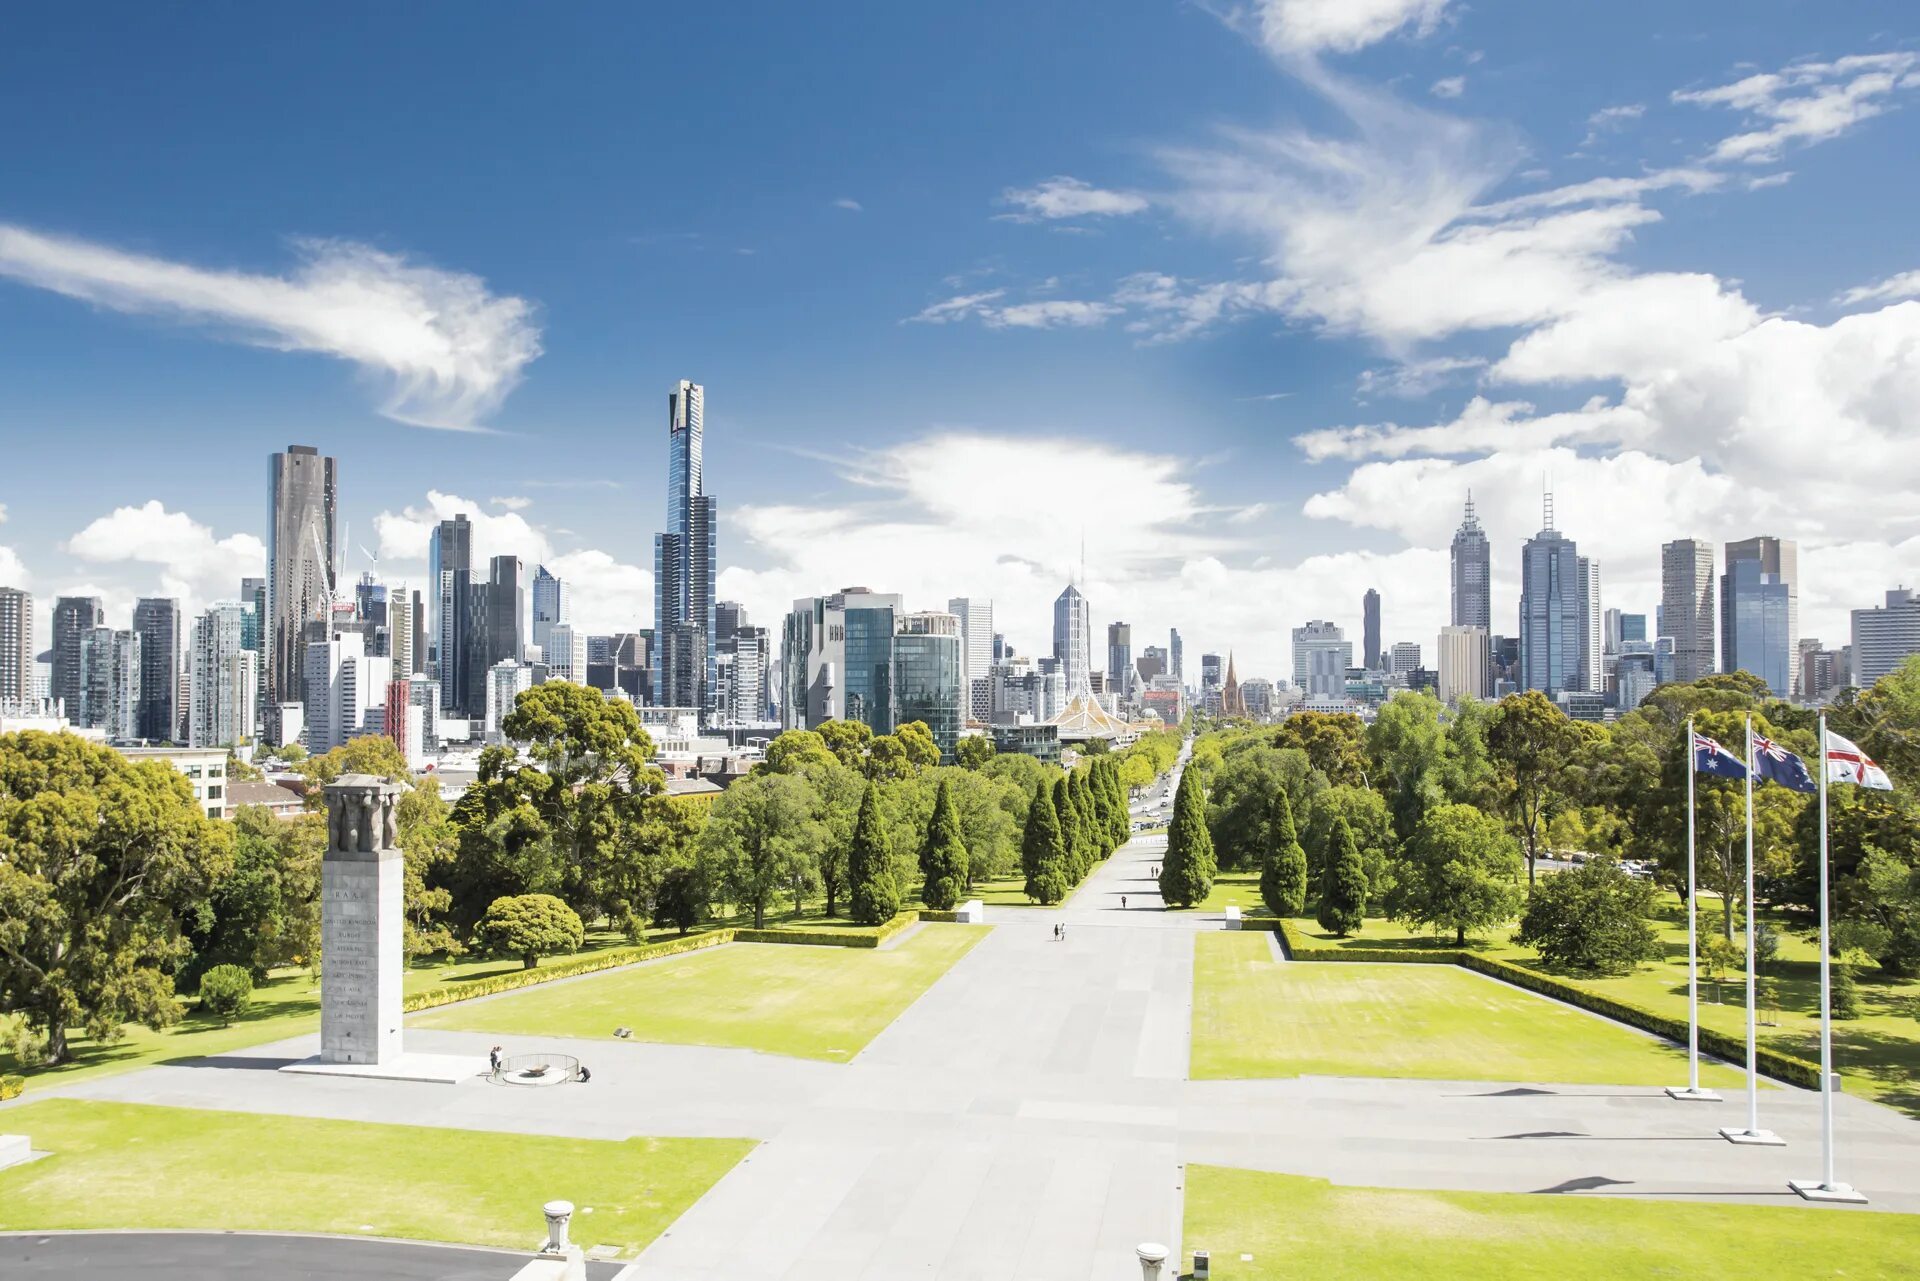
[918,910,961,924]
[1270,922,1826,1091]
[403,929,734,1013]
[736,911,920,949]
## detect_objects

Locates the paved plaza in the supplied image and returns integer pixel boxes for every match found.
[39,825,1920,1278]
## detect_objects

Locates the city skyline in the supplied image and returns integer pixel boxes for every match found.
[3,4,1920,679]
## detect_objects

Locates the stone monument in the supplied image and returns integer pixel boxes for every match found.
[320,773,405,1066]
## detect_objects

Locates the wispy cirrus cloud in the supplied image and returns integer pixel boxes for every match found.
[0,224,541,430]
[1675,52,1920,164]
[1837,268,1920,306]
[999,176,1149,221]
[905,289,1121,329]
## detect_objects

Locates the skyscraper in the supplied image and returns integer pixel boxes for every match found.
[51,595,104,720]
[1052,583,1091,695]
[486,554,528,669]
[531,565,565,655]
[429,514,475,716]
[131,597,181,742]
[1170,627,1184,683]
[1436,625,1490,703]
[266,445,337,719]
[1722,536,1799,695]
[947,597,995,723]
[780,587,903,733]
[0,587,32,704]
[893,611,963,760]
[1660,538,1716,684]
[1362,589,1381,670]
[1201,653,1223,690]
[654,380,718,714]
[1450,493,1491,631]
[1575,557,1602,694]
[80,625,140,739]
[1106,621,1132,702]
[1851,588,1920,689]
[1517,496,1580,697]
[189,602,256,748]
[1292,620,1352,698]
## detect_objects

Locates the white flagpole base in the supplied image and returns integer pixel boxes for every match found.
[1665,1087,1721,1101]
[1789,1178,1868,1204]
[1719,1127,1785,1146]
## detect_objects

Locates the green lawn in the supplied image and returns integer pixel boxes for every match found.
[0,1099,748,1259]
[1284,891,1920,1116]
[1188,871,1275,918]
[1182,1164,1920,1281]
[412,923,988,1060]
[1191,933,1745,1086]
[968,875,1048,907]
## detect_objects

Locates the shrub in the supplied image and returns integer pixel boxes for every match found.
[1513,858,1658,974]
[475,893,585,969]
[0,1074,24,1101]
[1829,962,1862,1020]
[198,964,255,1026]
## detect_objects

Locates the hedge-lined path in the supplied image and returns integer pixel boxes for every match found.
[27,828,1920,1278]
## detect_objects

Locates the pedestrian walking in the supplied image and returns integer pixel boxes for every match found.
[1122,895,1128,910]
[489,1045,502,1074]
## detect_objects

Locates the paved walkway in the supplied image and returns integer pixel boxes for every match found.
[45,822,1920,1278]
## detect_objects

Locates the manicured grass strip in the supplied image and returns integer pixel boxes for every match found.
[412,923,988,1061]
[0,1100,750,1259]
[1191,933,1745,1087]
[1183,1164,1920,1281]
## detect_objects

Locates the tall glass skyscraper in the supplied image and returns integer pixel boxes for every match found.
[893,611,962,761]
[1661,538,1716,684]
[131,596,180,741]
[1518,497,1581,697]
[1052,583,1091,695]
[531,564,564,655]
[654,380,717,714]
[1450,493,1491,631]
[1362,588,1382,670]
[1722,536,1798,695]
[266,445,337,717]
[429,514,475,716]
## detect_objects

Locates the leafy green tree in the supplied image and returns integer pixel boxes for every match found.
[699,771,822,928]
[763,729,838,774]
[1383,803,1522,945]
[818,718,875,767]
[1272,711,1369,787]
[1100,756,1129,849]
[1207,743,1319,872]
[1514,857,1658,971]
[939,767,1021,887]
[1367,692,1452,846]
[1067,771,1097,876]
[803,759,865,917]
[866,735,913,782]
[187,805,324,980]
[1305,785,1393,898]
[1315,816,1367,937]
[955,735,996,770]
[294,733,409,802]
[921,779,971,910]
[1054,776,1085,882]
[476,893,584,968]
[1829,961,1862,1019]
[848,781,901,924]
[1021,778,1070,904]
[1159,766,1216,907]
[1486,690,1585,885]
[197,964,254,1025]
[0,731,234,1064]
[652,864,704,936]
[1259,789,1309,918]
[896,721,942,771]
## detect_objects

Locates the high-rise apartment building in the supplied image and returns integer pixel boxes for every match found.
[80,626,141,740]
[266,445,337,719]
[545,622,587,685]
[189,602,257,748]
[303,625,390,753]
[1660,538,1716,684]
[1722,536,1799,695]
[0,587,31,703]
[531,565,565,655]
[1852,588,1920,689]
[1450,494,1491,631]
[893,611,963,761]
[131,597,180,742]
[719,624,770,723]
[1106,622,1132,702]
[1170,628,1184,683]
[947,597,994,723]
[1517,498,1580,697]
[429,514,476,716]
[654,380,718,715]
[1292,620,1352,698]
[1362,589,1382,670]
[1390,641,1421,674]
[1200,653,1223,690]
[51,595,104,720]
[1436,625,1490,703]
[1575,557,1602,694]
[1052,584,1091,696]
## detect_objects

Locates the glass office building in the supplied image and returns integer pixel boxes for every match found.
[893,612,962,761]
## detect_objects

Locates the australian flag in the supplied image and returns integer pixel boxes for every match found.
[1751,733,1818,794]
[1693,732,1748,780]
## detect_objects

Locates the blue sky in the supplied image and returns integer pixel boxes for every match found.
[3,1,1918,677]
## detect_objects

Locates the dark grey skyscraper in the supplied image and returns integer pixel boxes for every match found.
[1722,536,1798,697]
[487,554,528,670]
[1450,493,1491,631]
[1518,495,1580,697]
[266,445,337,713]
[51,595,104,719]
[531,564,564,655]
[654,380,717,714]
[1362,589,1381,670]
[1170,627,1184,682]
[1107,622,1132,700]
[131,597,180,741]
[430,515,475,715]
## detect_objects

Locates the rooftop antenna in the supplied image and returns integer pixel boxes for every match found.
[1543,477,1555,532]
[1079,529,1086,588]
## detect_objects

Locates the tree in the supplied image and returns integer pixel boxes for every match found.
[763,729,837,775]
[1159,766,1216,908]
[818,718,875,767]
[803,759,865,917]
[1272,711,1369,787]
[1513,857,1658,972]
[1021,778,1070,905]
[1208,743,1318,872]
[848,781,901,924]
[699,771,821,928]
[475,893,584,969]
[1829,961,1862,1019]
[652,864,703,936]
[896,721,942,771]
[1260,789,1309,918]
[1486,690,1584,884]
[1383,803,1522,946]
[939,766,1021,888]
[0,731,233,1064]
[1053,777,1084,882]
[187,805,324,981]
[955,735,995,770]
[921,779,971,910]
[294,733,409,801]
[1066,771,1097,877]
[1367,692,1452,846]
[197,964,254,1026]
[1315,816,1367,937]
[1099,756,1129,849]
[1305,785,1393,899]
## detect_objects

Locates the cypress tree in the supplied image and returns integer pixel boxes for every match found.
[1103,758,1128,849]
[1830,961,1862,1020]
[1260,788,1309,918]
[848,781,900,925]
[1056,775,1086,882]
[1158,766,1215,907]
[1316,814,1367,937]
[1089,758,1114,855]
[921,778,970,911]
[1022,779,1069,904]
[1071,771,1098,876]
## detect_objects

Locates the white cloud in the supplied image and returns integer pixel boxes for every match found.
[1577,102,1645,150]
[373,490,550,569]
[1252,0,1453,57]
[62,501,264,613]
[906,289,1007,325]
[1297,395,1644,462]
[1472,167,1723,216]
[0,545,27,589]
[1838,269,1920,306]
[1430,76,1465,99]
[0,224,541,430]
[905,290,1120,330]
[1355,354,1485,398]
[833,197,863,212]
[490,495,532,511]
[544,548,652,634]
[1675,52,1920,164]
[1490,271,1762,384]
[1000,176,1150,220]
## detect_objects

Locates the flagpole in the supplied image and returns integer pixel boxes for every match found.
[1723,714,1778,1143]
[1669,716,1717,1102]
[1792,712,1864,1200]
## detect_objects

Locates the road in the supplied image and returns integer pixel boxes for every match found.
[0,1232,623,1280]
